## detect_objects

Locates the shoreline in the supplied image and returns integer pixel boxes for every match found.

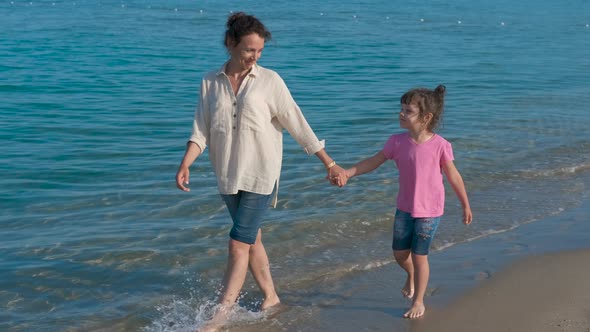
[228,196,590,332]
[413,249,590,332]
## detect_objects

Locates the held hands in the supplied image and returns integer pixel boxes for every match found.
[326,164,349,187]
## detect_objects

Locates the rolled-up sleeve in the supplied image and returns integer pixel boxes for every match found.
[188,79,209,152]
[273,75,325,155]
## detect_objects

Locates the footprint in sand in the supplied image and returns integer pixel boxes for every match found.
[502,243,529,255]
[475,270,492,280]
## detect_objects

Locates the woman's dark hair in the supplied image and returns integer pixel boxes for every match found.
[400,85,446,131]
[224,12,272,48]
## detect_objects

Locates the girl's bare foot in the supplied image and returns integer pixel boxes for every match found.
[403,302,425,319]
[401,277,414,299]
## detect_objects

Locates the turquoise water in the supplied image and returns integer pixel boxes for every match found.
[1,0,590,331]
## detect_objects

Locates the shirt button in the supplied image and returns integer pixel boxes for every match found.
[233,114,237,117]
[233,126,236,129]
[233,102,237,106]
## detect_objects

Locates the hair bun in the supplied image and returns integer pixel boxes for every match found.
[227,12,246,28]
[434,84,446,95]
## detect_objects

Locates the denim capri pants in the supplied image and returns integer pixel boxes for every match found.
[220,190,274,245]
[392,209,441,255]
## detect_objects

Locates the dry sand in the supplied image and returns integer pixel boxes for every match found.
[413,249,590,332]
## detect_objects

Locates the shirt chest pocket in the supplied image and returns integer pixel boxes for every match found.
[209,99,231,133]
[240,97,272,132]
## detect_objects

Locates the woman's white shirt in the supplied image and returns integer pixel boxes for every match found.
[189,63,325,206]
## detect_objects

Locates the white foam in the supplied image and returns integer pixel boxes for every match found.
[143,297,266,332]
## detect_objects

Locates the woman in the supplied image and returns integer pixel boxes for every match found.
[175,12,346,331]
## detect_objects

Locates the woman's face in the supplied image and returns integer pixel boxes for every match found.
[228,33,265,72]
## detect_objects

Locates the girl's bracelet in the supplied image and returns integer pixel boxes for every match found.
[326,160,336,169]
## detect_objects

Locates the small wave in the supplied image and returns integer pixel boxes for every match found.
[433,205,570,252]
[434,223,532,253]
[520,162,590,178]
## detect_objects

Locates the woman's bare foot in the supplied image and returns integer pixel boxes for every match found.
[401,277,414,299]
[260,293,280,311]
[197,304,232,332]
[403,302,425,319]
[197,322,221,332]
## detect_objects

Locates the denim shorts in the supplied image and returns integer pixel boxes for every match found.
[220,190,274,245]
[392,209,440,255]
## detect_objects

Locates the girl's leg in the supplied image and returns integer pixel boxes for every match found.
[393,210,415,299]
[403,215,439,319]
[404,253,429,319]
[248,229,280,310]
[393,249,414,298]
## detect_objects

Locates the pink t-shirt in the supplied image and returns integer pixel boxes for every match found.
[382,132,454,218]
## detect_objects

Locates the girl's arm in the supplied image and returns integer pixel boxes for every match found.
[346,151,387,178]
[442,160,473,225]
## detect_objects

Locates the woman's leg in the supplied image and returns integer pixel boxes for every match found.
[219,239,252,305]
[248,229,280,309]
[200,238,251,332]
[218,191,276,307]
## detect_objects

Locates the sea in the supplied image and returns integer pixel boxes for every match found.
[1,0,589,331]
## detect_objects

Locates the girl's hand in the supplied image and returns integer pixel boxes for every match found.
[327,164,348,187]
[463,207,473,225]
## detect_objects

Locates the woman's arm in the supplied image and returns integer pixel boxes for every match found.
[442,160,473,224]
[176,142,203,192]
[315,149,347,187]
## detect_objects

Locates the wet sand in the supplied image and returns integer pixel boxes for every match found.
[413,249,590,332]
[228,198,590,331]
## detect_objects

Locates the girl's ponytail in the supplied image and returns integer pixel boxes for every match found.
[434,84,446,101]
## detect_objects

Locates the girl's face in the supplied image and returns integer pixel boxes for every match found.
[399,103,423,131]
[228,33,265,72]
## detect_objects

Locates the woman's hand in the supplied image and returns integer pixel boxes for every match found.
[176,166,191,192]
[327,164,348,187]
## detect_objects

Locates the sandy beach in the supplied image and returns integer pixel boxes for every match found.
[410,196,590,332]
[227,197,590,332]
[413,249,590,332]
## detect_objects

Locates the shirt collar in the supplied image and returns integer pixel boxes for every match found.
[217,62,260,78]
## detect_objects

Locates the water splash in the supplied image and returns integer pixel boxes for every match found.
[143,275,267,332]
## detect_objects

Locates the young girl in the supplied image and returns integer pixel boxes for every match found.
[338,85,473,319]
